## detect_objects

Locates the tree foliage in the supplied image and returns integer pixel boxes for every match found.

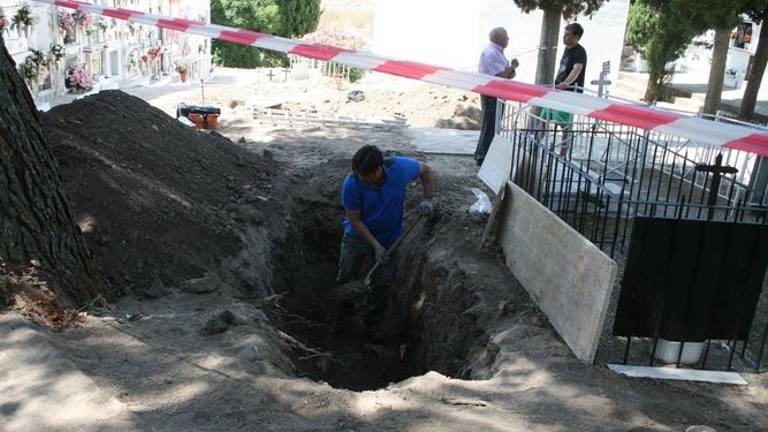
[513,0,606,18]
[626,0,698,102]
[277,0,321,38]
[513,1,607,85]
[211,0,321,68]
[628,0,755,104]
[739,1,768,119]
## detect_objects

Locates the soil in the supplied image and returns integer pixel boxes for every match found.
[121,67,483,131]
[2,76,768,431]
[42,90,281,300]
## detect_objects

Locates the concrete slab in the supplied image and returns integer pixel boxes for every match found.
[0,314,138,432]
[498,182,617,364]
[407,127,479,155]
[608,364,748,385]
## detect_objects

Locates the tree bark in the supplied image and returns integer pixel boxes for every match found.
[535,5,562,86]
[739,21,768,120]
[703,28,731,115]
[0,35,109,307]
[644,65,667,104]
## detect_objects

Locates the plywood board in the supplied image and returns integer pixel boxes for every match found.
[478,135,514,195]
[498,182,617,364]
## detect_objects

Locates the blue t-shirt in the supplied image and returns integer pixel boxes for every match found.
[342,156,421,246]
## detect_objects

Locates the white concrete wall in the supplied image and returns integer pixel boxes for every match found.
[373,0,630,90]
[498,182,617,364]
[0,0,211,101]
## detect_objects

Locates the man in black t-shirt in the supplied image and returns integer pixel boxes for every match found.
[547,23,587,156]
[555,23,587,92]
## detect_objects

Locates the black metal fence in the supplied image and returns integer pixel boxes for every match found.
[496,100,768,372]
[498,102,768,256]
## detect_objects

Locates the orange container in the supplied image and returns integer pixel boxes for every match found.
[188,113,219,129]
[207,114,219,129]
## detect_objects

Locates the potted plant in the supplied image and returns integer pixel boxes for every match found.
[65,64,94,93]
[0,8,10,36]
[11,4,37,39]
[175,58,191,82]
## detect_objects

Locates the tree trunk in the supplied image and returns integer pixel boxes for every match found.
[703,28,731,115]
[644,67,665,104]
[535,5,562,86]
[0,35,109,307]
[739,21,768,120]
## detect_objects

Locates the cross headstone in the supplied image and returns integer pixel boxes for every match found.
[267,69,275,81]
[695,153,739,219]
[590,61,612,98]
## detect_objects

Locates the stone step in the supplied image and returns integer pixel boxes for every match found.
[617,71,649,87]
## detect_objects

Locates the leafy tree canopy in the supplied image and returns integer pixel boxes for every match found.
[513,0,606,18]
[211,0,321,68]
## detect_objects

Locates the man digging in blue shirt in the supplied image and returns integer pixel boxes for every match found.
[337,145,435,341]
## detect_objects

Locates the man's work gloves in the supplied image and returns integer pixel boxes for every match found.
[419,199,434,217]
[374,244,387,264]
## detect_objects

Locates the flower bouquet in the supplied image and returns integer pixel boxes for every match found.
[57,11,74,31]
[95,17,108,32]
[175,58,191,81]
[49,43,66,63]
[73,10,93,29]
[18,56,39,83]
[58,11,76,43]
[17,48,46,88]
[12,4,37,38]
[0,8,10,35]
[28,48,45,66]
[66,64,94,93]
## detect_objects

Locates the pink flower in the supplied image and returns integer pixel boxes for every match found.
[67,65,93,91]
[302,28,366,51]
[0,16,9,31]
[73,11,92,29]
[58,11,75,32]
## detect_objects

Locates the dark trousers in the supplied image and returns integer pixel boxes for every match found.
[475,95,498,163]
[336,233,397,326]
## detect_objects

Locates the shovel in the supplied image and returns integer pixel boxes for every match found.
[330,214,424,303]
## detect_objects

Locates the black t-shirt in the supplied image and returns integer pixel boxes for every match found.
[555,44,587,92]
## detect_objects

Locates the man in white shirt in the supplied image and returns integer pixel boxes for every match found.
[475,27,518,166]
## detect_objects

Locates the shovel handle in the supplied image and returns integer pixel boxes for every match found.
[364,214,423,285]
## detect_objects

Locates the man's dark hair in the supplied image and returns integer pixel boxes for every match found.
[565,23,584,38]
[352,145,383,175]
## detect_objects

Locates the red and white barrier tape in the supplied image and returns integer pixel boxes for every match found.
[34,0,768,155]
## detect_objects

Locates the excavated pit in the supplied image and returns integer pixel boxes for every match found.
[269,199,488,391]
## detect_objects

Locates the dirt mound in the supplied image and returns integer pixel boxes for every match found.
[43,91,278,297]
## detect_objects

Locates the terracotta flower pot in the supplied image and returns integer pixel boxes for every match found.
[180,70,188,82]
